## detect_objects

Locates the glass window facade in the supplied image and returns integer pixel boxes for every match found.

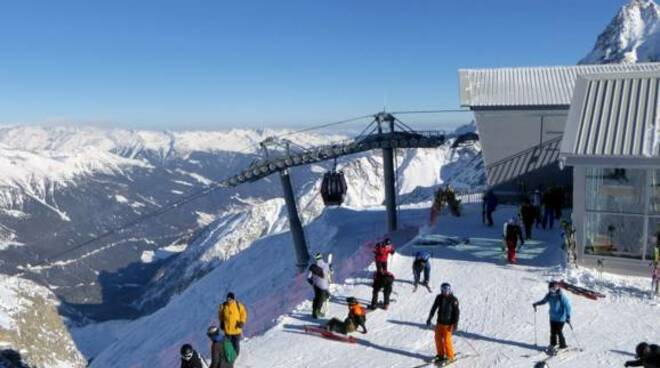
[584,168,654,260]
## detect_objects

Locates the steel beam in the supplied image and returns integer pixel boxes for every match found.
[279,169,310,271]
[382,146,397,232]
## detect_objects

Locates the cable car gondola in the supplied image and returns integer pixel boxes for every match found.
[320,169,348,206]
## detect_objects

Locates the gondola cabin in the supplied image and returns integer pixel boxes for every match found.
[321,171,348,206]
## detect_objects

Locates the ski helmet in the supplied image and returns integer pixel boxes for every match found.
[533,362,549,368]
[207,325,220,337]
[226,292,235,300]
[180,344,194,360]
[635,342,649,358]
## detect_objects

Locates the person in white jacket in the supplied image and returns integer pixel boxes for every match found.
[307,253,331,318]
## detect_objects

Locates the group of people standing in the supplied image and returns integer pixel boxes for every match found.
[180,292,247,368]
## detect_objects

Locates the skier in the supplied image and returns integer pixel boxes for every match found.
[520,198,536,240]
[180,344,208,368]
[369,269,394,310]
[532,281,572,353]
[624,342,660,367]
[325,296,367,335]
[503,217,524,263]
[412,250,431,290]
[532,188,543,228]
[373,238,395,273]
[307,252,331,318]
[426,282,460,365]
[207,326,236,368]
[482,190,498,227]
[218,292,247,356]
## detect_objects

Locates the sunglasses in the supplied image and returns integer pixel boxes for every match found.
[182,353,193,361]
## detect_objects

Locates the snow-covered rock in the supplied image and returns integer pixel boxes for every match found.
[0,275,86,368]
[580,0,660,64]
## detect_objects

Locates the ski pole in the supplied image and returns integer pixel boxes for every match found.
[534,309,538,347]
[567,321,582,351]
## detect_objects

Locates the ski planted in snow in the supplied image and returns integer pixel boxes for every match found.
[558,280,605,300]
[303,325,357,343]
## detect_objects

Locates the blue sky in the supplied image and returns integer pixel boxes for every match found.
[0,0,627,130]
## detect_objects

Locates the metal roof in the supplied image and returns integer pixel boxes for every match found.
[561,70,660,165]
[459,63,660,108]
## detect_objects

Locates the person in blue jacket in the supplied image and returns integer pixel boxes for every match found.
[412,251,431,289]
[532,281,572,351]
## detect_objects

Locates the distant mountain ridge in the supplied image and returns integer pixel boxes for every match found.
[580,0,660,64]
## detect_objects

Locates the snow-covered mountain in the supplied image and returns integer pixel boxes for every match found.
[0,275,86,368]
[580,0,660,64]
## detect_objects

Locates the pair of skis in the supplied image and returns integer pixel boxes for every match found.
[414,283,433,293]
[411,353,471,367]
[303,325,357,343]
[558,280,605,300]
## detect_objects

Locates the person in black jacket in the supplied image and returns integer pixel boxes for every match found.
[369,270,394,310]
[426,282,460,365]
[207,326,235,368]
[520,198,536,240]
[625,342,660,367]
[180,344,207,368]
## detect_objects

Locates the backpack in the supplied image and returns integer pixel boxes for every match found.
[309,263,324,278]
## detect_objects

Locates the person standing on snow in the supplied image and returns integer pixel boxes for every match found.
[482,190,498,227]
[218,292,247,356]
[307,252,331,318]
[426,282,460,365]
[520,198,536,240]
[532,188,543,228]
[503,217,524,264]
[412,251,431,289]
[369,269,394,310]
[624,342,660,367]
[207,326,236,368]
[532,281,572,352]
[542,187,556,229]
[373,238,395,273]
[325,296,367,335]
[180,344,208,368]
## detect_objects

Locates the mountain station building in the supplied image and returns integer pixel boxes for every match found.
[459,63,660,275]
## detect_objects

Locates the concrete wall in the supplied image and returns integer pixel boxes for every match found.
[474,109,568,166]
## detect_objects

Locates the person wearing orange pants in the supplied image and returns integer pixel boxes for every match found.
[427,283,460,365]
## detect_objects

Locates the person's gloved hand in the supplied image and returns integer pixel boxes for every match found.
[566,317,571,325]
[624,361,633,367]
[236,321,244,329]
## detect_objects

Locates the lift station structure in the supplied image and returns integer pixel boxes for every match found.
[215,112,478,271]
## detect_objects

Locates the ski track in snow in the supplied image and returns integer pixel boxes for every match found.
[236,205,660,368]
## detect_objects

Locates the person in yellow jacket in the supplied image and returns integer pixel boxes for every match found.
[218,292,247,356]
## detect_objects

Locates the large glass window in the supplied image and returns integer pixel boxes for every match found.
[649,170,660,214]
[585,168,645,213]
[647,218,660,260]
[584,213,644,259]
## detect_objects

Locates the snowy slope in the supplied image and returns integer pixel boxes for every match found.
[580,0,660,64]
[0,275,86,368]
[90,204,659,367]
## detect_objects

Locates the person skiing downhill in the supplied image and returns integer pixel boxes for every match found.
[503,217,524,263]
[180,344,208,368]
[624,342,660,367]
[307,252,331,318]
[374,238,395,273]
[325,296,367,335]
[532,281,572,353]
[218,292,248,356]
[426,282,460,365]
[413,251,431,290]
[207,326,236,368]
[369,269,394,310]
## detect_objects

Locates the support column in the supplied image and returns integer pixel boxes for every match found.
[382,146,397,232]
[280,169,310,271]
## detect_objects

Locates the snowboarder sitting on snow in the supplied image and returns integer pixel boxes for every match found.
[374,238,395,273]
[503,217,524,264]
[325,296,367,335]
[180,344,208,368]
[412,251,431,289]
[624,342,660,367]
[218,292,247,356]
[307,252,331,318]
[369,269,394,310]
[207,325,236,368]
[426,282,460,365]
[532,281,572,352]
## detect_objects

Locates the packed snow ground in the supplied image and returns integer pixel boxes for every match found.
[239,204,660,368]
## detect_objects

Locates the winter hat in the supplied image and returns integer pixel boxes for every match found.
[440,282,451,293]
[548,281,559,290]
[314,252,323,260]
[384,238,392,245]
[226,292,235,300]
[180,344,194,359]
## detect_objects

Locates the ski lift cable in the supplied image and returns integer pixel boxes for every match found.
[389,109,470,115]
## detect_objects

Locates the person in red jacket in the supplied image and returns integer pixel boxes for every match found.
[373,238,395,273]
